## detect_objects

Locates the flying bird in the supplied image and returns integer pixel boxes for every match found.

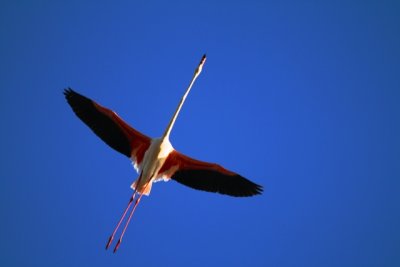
[64,55,262,253]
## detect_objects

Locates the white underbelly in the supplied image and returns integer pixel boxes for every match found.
[131,138,173,195]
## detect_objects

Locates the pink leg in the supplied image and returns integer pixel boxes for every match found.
[105,191,137,250]
[113,182,150,253]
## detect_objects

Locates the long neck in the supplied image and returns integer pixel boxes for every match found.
[162,55,207,141]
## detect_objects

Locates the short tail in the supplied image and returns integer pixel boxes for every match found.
[130,180,153,196]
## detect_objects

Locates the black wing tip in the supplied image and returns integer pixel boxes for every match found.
[251,183,263,196]
[222,173,263,197]
[63,88,93,108]
[231,177,263,197]
[214,183,263,197]
[63,87,78,99]
[63,87,73,94]
[63,88,76,102]
[171,169,263,198]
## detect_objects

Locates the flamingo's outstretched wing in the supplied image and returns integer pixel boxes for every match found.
[160,150,263,197]
[64,88,151,168]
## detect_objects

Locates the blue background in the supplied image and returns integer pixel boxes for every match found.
[1,1,399,266]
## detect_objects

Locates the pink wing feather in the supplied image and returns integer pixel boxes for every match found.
[159,150,263,197]
[64,88,151,168]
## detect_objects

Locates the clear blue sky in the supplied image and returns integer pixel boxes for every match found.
[1,1,399,266]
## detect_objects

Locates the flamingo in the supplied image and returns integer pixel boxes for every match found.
[64,55,262,253]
